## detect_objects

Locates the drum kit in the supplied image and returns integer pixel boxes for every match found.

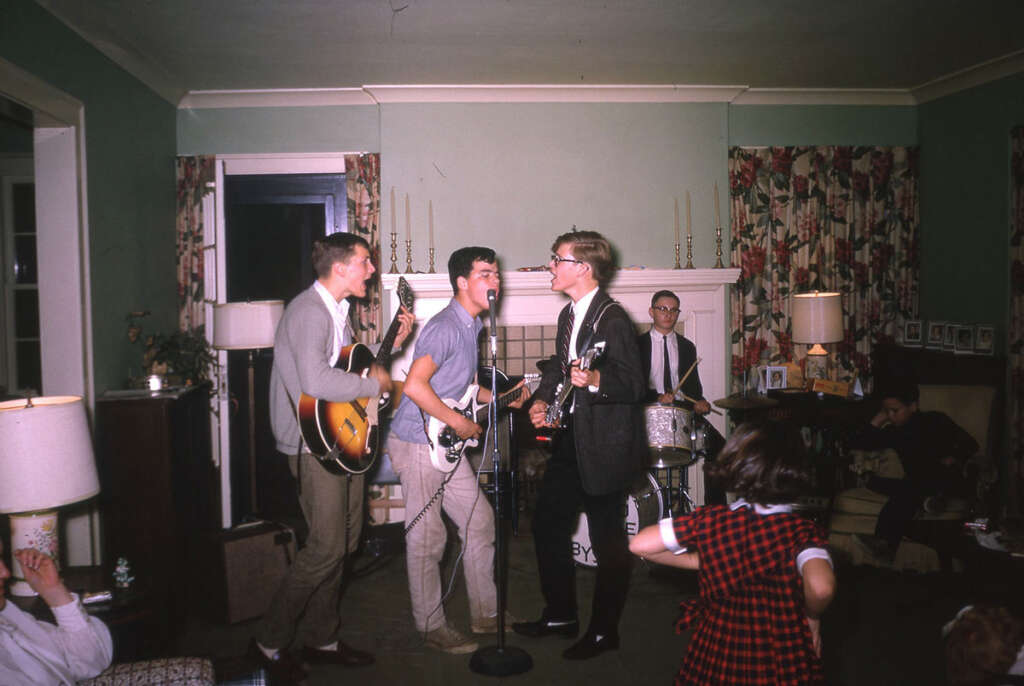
[571,403,719,567]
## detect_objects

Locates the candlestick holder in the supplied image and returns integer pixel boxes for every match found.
[428,247,436,274]
[673,242,681,269]
[404,239,414,274]
[685,234,695,269]
[714,225,725,268]
[389,232,399,273]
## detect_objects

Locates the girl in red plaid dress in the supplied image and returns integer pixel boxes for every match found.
[631,422,836,685]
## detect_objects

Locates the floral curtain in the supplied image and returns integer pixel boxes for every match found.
[175,156,216,333]
[1010,128,1024,497]
[729,146,920,392]
[345,153,382,345]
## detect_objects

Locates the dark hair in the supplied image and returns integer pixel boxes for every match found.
[447,246,497,294]
[551,230,615,286]
[311,233,370,278]
[945,605,1024,686]
[651,290,680,308]
[877,379,920,405]
[704,422,813,504]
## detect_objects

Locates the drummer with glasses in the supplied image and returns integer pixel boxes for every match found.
[638,290,711,415]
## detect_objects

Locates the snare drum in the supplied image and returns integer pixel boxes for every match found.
[571,472,665,567]
[644,404,707,453]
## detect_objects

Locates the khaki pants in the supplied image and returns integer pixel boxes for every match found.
[387,434,497,632]
[257,452,363,649]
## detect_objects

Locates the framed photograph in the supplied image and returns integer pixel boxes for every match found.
[975,326,994,355]
[943,323,958,350]
[903,320,923,346]
[955,325,975,354]
[765,365,788,390]
[926,320,946,349]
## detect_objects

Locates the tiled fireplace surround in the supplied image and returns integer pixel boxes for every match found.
[382,268,740,507]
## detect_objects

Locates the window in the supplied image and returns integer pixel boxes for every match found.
[2,177,40,394]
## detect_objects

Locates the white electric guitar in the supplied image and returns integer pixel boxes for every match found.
[427,374,540,473]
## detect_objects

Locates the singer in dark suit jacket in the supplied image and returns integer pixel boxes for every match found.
[514,231,647,660]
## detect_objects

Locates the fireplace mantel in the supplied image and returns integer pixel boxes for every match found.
[382,268,739,505]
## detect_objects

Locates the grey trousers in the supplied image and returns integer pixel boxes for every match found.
[257,452,363,649]
[387,434,497,632]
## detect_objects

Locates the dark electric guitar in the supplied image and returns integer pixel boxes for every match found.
[543,341,605,428]
[296,277,414,474]
[427,374,540,473]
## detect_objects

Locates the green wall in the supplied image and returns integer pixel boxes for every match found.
[918,73,1024,351]
[729,105,918,146]
[1,0,177,393]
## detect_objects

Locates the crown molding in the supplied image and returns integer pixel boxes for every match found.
[361,84,748,103]
[0,58,83,126]
[911,48,1024,104]
[178,88,376,109]
[731,88,916,106]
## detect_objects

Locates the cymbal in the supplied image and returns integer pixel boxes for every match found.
[649,448,698,469]
[712,394,779,410]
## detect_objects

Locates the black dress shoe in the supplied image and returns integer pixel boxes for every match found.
[247,638,308,684]
[302,641,375,667]
[511,616,580,638]
[562,632,620,660]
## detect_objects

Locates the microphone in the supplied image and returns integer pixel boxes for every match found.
[486,289,498,360]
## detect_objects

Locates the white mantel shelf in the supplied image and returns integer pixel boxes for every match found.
[382,268,739,506]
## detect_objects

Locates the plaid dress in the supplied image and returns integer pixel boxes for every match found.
[671,503,829,685]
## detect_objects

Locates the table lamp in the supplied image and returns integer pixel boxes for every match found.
[0,396,100,596]
[213,300,284,513]
[791,291,843,381]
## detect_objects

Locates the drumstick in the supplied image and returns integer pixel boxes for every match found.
[679,391,723,416]
[670,357,701,397]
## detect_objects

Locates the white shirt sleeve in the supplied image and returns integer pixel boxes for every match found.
[796,547,833,574]
[658,517,689,555]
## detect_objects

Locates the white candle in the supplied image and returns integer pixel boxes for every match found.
[714,181,721,228]
[674,197,680,245]
[429,200,434,249]
[390,187,396,236]
[405,193,411,241]
[686,190,692,236]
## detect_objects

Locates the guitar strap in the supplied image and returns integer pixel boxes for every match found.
[576,298,621,359]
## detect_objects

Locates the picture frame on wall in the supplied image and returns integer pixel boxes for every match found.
[765,366,788,390]
[955,325,976,354]
[903,320,923,346]
[943,323,958,350]
[926,321,946,349]
[975,326,995,355]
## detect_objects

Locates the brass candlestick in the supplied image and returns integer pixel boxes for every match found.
[428,247,436,273]
[404,239,414,273]
[389,232,398,273]
[673,242,681,269]
[714,225,725,268]
[685,234,695,269]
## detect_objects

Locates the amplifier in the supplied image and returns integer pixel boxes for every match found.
[204,520,296,624]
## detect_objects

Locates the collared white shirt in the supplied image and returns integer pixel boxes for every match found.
[649,328,680,397]
[313,280,351,366]
[568,286,599,362]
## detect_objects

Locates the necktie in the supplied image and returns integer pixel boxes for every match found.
[662,335,673,396]
[561,307,575,375]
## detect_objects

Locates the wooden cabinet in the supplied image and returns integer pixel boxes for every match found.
[94,384,218,642]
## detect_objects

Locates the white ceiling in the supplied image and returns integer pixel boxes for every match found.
[34,0,1024,105]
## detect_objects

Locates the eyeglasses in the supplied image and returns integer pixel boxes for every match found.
[652,306,680,314]
[550,254,584,266]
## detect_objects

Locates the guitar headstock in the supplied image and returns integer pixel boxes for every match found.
[396,276,414,310]
[578,341,606,371]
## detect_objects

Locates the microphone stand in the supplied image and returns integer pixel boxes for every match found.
[470,291,532,676]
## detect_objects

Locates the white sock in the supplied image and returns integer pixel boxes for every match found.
[316,642,338,652]
[256,641,279,661]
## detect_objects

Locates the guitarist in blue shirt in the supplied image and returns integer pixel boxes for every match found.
[387,246,528,654]
[514,230,647,660]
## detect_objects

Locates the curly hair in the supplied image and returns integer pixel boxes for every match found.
[945,605,1024,686]
[704,421,814,504]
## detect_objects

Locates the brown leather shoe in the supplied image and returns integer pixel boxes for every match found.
[302,641,375,668]
[247,638,308,684]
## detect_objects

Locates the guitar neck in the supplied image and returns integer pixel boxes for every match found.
[471,386,523,423]
[374,314,403,367]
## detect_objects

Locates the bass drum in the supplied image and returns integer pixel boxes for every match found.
[571,472,666,567]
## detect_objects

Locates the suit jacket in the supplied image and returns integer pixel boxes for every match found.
[535,289,648,495]
[637,330,703,405]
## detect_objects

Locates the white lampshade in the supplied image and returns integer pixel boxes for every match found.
[791,292,843,345]
[0,396,100,514]
[212,300,284,350]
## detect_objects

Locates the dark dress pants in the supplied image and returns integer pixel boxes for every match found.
[531,419,633,637]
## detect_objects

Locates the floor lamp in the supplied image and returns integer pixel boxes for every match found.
[0,396,100,596]
[791,291,843,382]
[213,300,284,515]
